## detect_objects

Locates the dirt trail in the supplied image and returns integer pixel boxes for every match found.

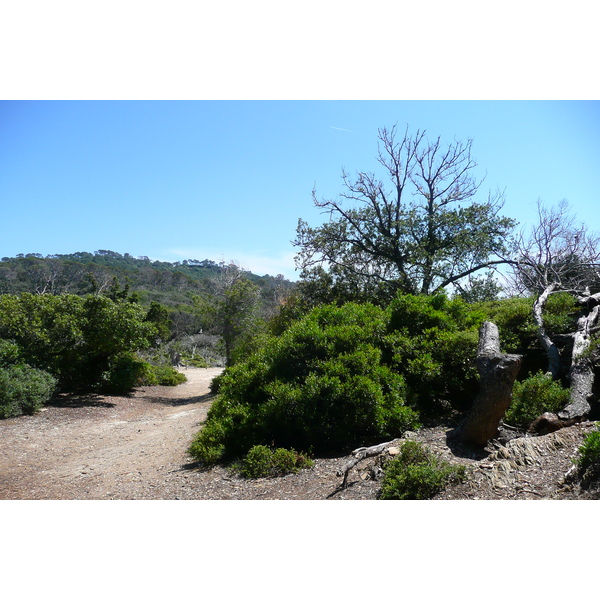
[0,368,223,500]
[3,365,596,500]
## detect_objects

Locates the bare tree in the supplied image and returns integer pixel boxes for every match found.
[294,125,516,299]
[511,199,600,420]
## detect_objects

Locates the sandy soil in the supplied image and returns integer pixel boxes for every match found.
[0,368,222,500]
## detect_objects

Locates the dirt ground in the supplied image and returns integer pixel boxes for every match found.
[1,367,598,500]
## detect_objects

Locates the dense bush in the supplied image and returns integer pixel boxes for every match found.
[504,371,570,427]
[386,293,484,416]
[0,293,158,393]
[189,302,420,464]
[138,363,188,387]
[379,440,467,500]
[575,426,600,488]
[236,445,313,478]
[0,364,57,418]
[0,339,22,366]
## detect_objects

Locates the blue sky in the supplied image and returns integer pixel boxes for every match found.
[1,100,598,280]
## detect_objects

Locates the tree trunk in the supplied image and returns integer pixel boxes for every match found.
[450,321,522,447]
[533,283,562,379]
[558,304,600,420]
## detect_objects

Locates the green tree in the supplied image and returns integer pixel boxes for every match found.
[294,125,516,300]
[211,264,264,366]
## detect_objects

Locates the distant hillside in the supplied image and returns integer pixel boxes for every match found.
[0,250,296,309]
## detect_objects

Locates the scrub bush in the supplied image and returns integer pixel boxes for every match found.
[504,371,570,427]
[379,440,467,500]
[0,293,158,393]
[575,426,600,488]
[189,302,420,464]
[386,293,484,415]
[236,445,313,478]
[0,364,57,418]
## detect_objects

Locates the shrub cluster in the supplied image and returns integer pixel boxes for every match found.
[190,302,421,464]
[504,371,570,428]
[138,363,188,387]
[235,445,313,478]
[386,293,484,415]
[379,440,467,500]
[0,293,160,394]
[0,339,57,418]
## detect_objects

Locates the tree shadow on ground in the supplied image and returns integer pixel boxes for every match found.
[445,433,491,460]
[144,392,215,407]
[48,394,116,409]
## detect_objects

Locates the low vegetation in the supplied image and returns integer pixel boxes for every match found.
[189,301,422,464]
[575,426,600,489]
[504,371,571,427]
[235,445,314,478]
[379,440,467,500]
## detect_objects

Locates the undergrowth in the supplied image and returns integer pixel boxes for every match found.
[235,445,314,478]
[379,440,467,500]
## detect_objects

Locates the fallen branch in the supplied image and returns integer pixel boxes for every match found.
[336,440,398,488]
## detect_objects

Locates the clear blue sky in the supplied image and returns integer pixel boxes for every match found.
[1,101,598,280]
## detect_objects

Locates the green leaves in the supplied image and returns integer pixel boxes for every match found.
[294,126,516,301]
[188,301,420,463]
[0,293,159,393]
[379,440,467,500]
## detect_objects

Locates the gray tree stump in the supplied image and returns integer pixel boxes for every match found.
[450,321,522,447]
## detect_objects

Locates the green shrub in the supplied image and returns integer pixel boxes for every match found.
[379,440,467,500]
[98,353,147,394]
[0,293,158,393]
[189,302,420,464]
[186,356,208,368]
[139,364,187,386]
[0,364,57,418]
[236,445,313,478]
[504,371,570,427]
[386,293,483,415]
[575,426,600,488]
[0,339,22,366]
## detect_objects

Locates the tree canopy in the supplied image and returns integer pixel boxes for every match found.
[294,125,516,300]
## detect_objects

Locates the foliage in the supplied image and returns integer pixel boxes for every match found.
[504,371,570,427]
[139,363,188,386]
[575,426,600,488]
[379,440,467,500]
[478,297,537,355]
[189,302,420,464]
[0,364,57,419]
[542,292,579,337]
[294,125,516,301]
[144,301,172,345]
[215,276,264,367]
[0,293,158,393]
[0,251,296,369]
[0,339,22,366]
[386,292,485,415]
[235,445,314,478]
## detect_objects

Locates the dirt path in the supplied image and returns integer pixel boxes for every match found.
[3,365,596,500]
[0,366,384,500]
[0,368,223,500]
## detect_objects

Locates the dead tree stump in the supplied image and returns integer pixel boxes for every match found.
[450,321,522,447]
